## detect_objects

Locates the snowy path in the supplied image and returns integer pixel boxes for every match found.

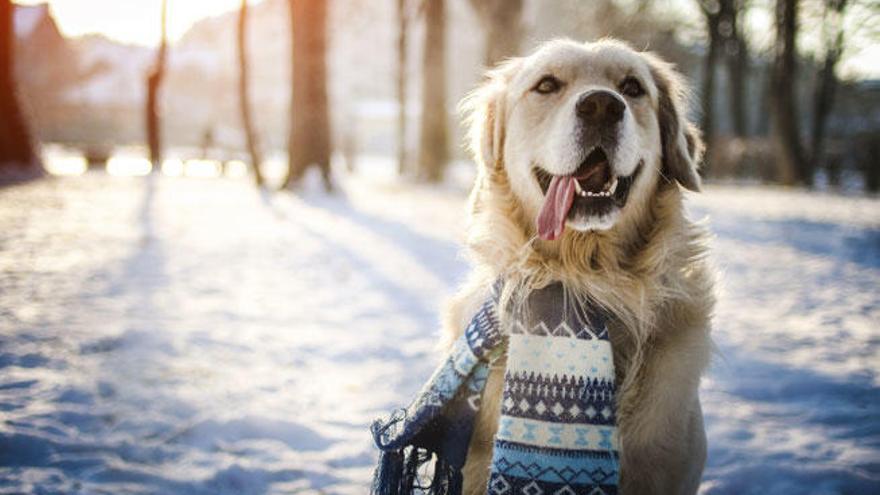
[1,172,878,494]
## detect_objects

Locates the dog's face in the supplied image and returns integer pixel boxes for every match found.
[469,39,702,241]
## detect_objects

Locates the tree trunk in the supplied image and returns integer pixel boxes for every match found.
[700,12,719,150]
[811,49,840,183]
[725,0,748,137]
[701,0,748,147]
[417,0,448,183]
[701,39,718,143]
[238,0,264,186]
[285,0,332,190]
[810,0,847,186]
[396,0,408,175]
[146,0,168,171]
[770,0,808,186]
[0,0,37,173]
[468,0,523,67]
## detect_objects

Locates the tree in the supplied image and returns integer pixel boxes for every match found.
[699,1,721,145]
[238,0,265,186]
[468,0,524,67]
[0,0,38,175]
[809,0,848,187]
[396,0,409,175]
[417,0,448,182]
[770,0,807,185]
[725,1,749,138]
[145,0,168,171]
[698,0,749,150]
[284,0,332,190]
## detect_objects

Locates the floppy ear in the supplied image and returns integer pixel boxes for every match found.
[649,59,704,192]
[461,61,517,171]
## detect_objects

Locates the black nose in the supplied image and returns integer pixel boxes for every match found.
[576,90,626,127]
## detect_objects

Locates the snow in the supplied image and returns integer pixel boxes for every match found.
[1,157,878,494]
[687,186,880,494]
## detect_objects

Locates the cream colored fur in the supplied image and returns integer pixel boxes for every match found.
[443,39,715,494]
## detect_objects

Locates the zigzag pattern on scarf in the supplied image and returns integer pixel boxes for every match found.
[508,319,611,341]
[489,440,618,493]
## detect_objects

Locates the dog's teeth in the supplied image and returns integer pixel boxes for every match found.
[607,178,619,195]
[574,180,584,194]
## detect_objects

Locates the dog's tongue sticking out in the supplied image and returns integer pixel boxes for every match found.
[536,175,576,241]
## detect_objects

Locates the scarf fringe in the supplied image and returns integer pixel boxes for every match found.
[371,446,463,495]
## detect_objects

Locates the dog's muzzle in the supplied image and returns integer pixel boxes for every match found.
[576,89,626,155]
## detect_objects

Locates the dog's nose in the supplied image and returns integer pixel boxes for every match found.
[576,90,626,127]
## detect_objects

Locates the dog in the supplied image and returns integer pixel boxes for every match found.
[444,39,714,494]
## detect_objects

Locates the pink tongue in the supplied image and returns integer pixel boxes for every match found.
[536,176,576,241]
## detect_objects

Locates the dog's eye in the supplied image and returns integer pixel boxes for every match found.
[533,75,563,95]
[619,76,645,98]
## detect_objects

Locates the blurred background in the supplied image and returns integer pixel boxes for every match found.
[0,0,878,494]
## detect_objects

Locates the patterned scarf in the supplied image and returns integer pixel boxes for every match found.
[370,282,619,494]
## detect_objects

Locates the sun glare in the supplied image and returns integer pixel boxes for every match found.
[44,153,244,179]
[107,156,152,176]
[183,159,222,178]
[45,154,86,176]
[15,0,264,47]
[161,158,184,177]
[224,160,248,179]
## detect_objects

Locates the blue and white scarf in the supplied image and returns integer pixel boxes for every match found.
[370,282,620,494]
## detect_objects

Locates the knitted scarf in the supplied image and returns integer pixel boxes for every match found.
[370,282,619,494]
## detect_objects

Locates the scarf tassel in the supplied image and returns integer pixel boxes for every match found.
[371,446,463,495]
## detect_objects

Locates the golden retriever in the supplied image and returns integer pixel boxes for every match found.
[445,38,715,494]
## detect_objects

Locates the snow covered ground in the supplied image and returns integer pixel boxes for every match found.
[1,160,878,494]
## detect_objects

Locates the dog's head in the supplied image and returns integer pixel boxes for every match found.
[464,39,703,242]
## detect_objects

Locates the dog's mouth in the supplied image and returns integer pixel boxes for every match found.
[533,147,642,241]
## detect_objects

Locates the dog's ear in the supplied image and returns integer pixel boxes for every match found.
[649,57,704,192]
[461,60,518,171]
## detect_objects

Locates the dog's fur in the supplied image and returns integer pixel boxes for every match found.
[443,39,714,494]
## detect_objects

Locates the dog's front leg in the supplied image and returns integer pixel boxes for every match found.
[620,396,706,494]
[461,363,504,495]
[617,323,711,495]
